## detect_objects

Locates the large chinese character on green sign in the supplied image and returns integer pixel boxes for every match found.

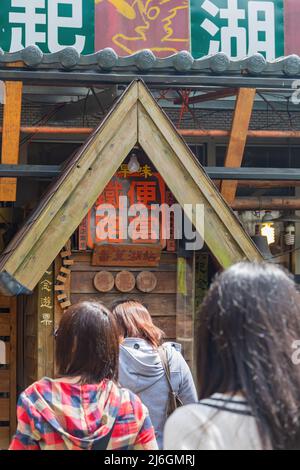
[0,0,94,54]
[191,0,284,61]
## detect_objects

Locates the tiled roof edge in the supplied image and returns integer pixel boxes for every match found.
[0,46,300,76]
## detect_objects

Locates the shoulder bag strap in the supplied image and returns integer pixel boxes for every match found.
[157,346,174,394]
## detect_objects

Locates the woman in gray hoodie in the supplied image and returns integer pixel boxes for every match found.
[111,300,198,449]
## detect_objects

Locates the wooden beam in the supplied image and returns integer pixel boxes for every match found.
[174,88,237,105]
[0,81,23,202]
[232,198,300,210]
[0,126,299,140]
[220,88,256,203]
[215,180,300,189]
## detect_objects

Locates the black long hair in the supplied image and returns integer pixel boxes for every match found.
[197,262,300,450]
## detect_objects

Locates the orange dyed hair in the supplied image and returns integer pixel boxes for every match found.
[111,300,165,348]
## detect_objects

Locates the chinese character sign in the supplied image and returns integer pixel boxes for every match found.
[0,0,94,53]
[191,0,284,60]
[38,266,54,327]
[95,0,189,57]
[86,166,166,248]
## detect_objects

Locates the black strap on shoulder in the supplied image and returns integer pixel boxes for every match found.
[200,401,253,417]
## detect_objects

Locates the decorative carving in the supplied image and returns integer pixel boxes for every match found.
[115,271,136,293]
[55,244,73,311]
[94,271,115,292]
[136,271,157,293]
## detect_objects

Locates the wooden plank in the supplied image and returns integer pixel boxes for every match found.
[0,370,9,392]
[0,315,10,336]
[70,293,176,317]
[24,357,37,388]
[153,316,176,339]
[9,103,138,291]
[176,255,195,367]
[9,297,16,436]
[71,271,176,294]
[0,81,23,202]
[3,82,139,279]
[137,82,261,266]
[0,427,10,449]
[0,398,10,420]
[138,102,261,267]
[220,88,256,203]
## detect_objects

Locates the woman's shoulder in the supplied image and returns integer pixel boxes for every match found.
[20,377,53,398]
[118,385,150,420]
[164,403,216,450]
[165,402,212,427]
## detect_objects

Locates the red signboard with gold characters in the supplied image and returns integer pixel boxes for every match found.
[95,0,190,57]
[81,163,167,249]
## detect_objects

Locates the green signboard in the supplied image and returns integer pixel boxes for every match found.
[191,0,284,60]
[0,0,94,54]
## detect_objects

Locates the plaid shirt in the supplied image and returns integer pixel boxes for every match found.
[9,378,157,451]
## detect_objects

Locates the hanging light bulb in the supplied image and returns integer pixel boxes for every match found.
[284,223,295,246]
[128,153,140,174]
[260,211,275,245]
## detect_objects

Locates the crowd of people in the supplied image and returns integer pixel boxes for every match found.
[9,262,300,450]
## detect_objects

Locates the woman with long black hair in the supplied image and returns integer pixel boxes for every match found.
[164,262,300,450]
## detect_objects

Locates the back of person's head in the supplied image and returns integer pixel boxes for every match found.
[111,299,164,348]
[198,262,300,450]
[56,301,119,384]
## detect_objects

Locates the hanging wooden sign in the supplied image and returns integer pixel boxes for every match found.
[80,166,166,249]
[94,271,115,293]
[92,244,161,267]
[115,271,136,293]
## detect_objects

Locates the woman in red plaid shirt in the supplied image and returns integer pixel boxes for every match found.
[10,302,158,451]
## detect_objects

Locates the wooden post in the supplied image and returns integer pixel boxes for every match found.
[0,81,23,202]
[0,296,17,448]
[176,254,195,374]
[193,253,209,387]
[37,265,54,380]
[220,88,256,204]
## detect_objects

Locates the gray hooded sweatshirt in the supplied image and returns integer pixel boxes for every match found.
[119,338,198,448]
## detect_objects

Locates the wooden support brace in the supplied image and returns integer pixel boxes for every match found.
[60,267,71,276]
[60,300,71,310]
[60,250,72,258]
[54,284,65,291]
[57,293,67,301]
[62,259,74,266]
[0,81,23,202]
[220,88,256,204]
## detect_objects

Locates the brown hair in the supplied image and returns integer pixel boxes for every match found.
[55,301,119,384]
[111,299,165,348]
